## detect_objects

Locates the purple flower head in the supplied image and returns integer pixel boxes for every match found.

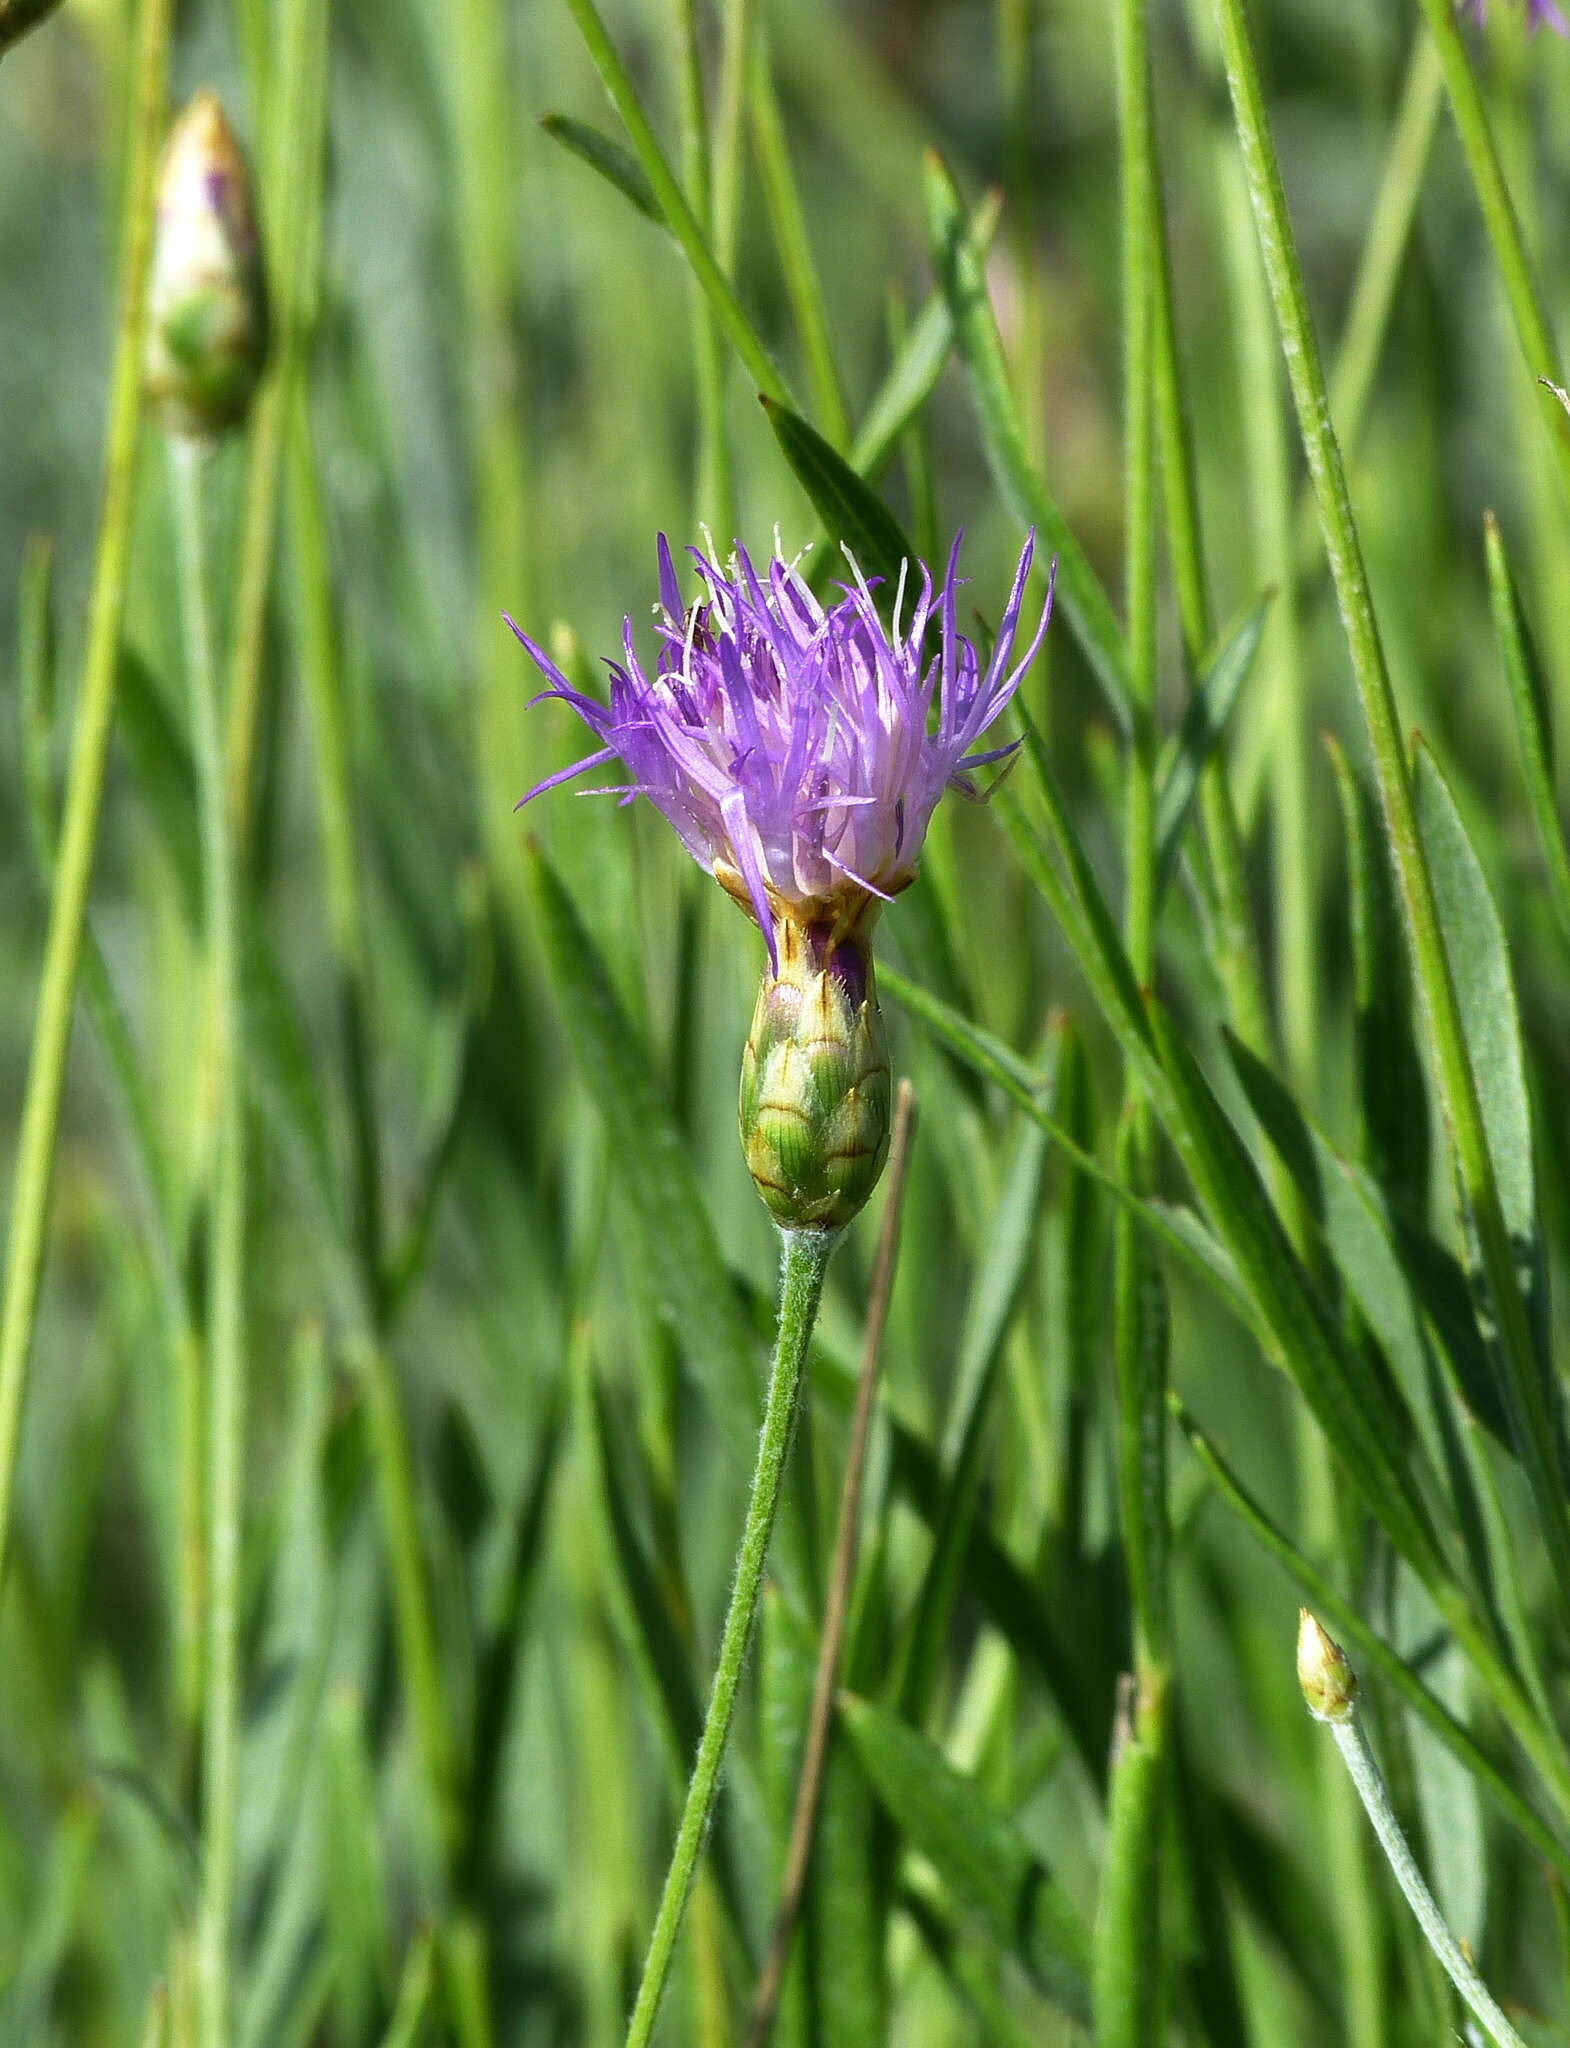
[508,533,1054,972]
[1462,0,1568,32]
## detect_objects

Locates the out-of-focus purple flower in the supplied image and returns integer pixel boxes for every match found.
[1463,0,1569,33]
[508,533,1053,972]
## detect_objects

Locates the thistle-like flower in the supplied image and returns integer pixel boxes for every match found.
[144,93,269,441]
[511,532,1053,1229]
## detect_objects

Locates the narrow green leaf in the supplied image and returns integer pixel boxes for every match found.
[1145,997,1445,1584]
[1326,735,1430,1217]
[849,189,1002,484]
[1405,1624,1488,1953]
[895,1084,1054,1724]
[812,1364,1109,1780]
[525,842,763,1473]
[766,1593,888,2040]
[538,111,662,225]
[922,150,1130,730]
[463,1382,566,1893]
[563,0,796,407]
[901,1889,1042,2048]
[1094,1674,1169,2048]
[1412,742,1540,1326]
[1224,1033,1423,1447]
[16,533,57,874]
[1484,511,1570,949]
[321,1685,393,2044]
[1412,745,1570,1588]
[751,41,848,446]
[840,1692,1092,2023]
[1172,1393,1570,1884]
[118,643,202,923]
[1111,1111,1172,1663]
[581,1371,705,1769]
[380,1931,437,2048]
[1154,593,1272,900]
[762,396,918,596]
[578,1368,753,1955]
[879,960,1252,1330]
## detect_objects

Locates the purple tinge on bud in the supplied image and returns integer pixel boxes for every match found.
[144,91,268,438]
[507,533,1054,972]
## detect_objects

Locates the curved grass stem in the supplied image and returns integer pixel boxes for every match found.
[624,1225,836,2048]
[0,0,173,1597]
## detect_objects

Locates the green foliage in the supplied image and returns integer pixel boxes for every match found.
[5,0,1570,2041]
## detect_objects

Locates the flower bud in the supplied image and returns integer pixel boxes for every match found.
[1297,1610,1358,1723]
[144,92,268,440]
[739,912,892,1232]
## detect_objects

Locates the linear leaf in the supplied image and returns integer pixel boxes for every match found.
[849,190,1002,484]
[1484,512,1570,948]
[895,1081,1055,1724]
[525,842,763,1473]
[762,396,918,596]
[879,960,1251,1329]
[1145,997,1444,1583]
[840,1692,1092,2023]
[922,150,1129,730]
[1411,744,1570,1585]
[1154,593,1272,900]
[1326,736,1430,1217]
[765,1593,887,2038]
[539,112,662,226]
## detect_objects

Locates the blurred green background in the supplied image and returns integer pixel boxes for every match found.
[3,0,1570,2041]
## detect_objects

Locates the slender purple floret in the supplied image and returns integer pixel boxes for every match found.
[1463,0,1568,32]
[508,534,1054,971]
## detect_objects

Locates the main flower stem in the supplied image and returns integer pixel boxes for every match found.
[624,1225,836,2048]
[1326,1707,1525,2048]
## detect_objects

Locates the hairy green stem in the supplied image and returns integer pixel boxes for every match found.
[0,0,172,1595]
[174,438,248,2048]
[624,1226,836,2048]
[1324,1705,1525,2048]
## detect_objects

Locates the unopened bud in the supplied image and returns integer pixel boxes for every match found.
[144,92,268,440]
[1297,1610,1358,1723]
[739,913,891,1232]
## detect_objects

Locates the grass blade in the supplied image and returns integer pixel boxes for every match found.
[1153,593,1272,901]
[563,0,796,408]
[539,111,662,224]
[1484,512,1570,951]
[762,396,918,594]
[525,843,765,1476]
[840,1692,1092,2024]
[921,150,1130,730]
[1173,1395,1570,1883]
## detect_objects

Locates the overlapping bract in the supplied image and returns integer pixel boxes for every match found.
[509,533,1053,970]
